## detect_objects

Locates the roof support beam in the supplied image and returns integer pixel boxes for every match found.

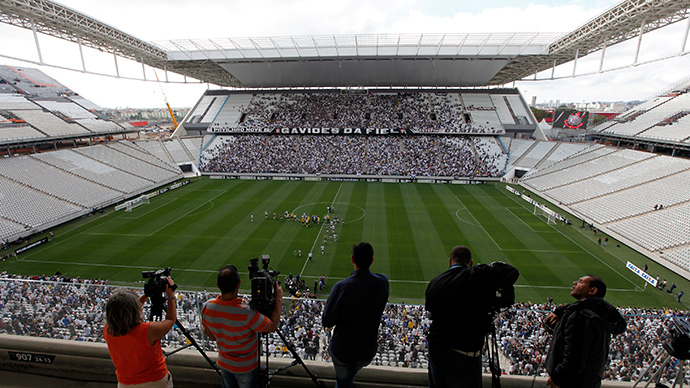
[30,18,43,64]
[681,16,690,52]
[633,19,645,65]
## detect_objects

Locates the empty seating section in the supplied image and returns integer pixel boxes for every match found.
[534,143,590,170]
[0,217,24,239]
[523,149,647,191]
[461,94,502,128]
[181,138,202,164]
[185,95,221,124]
[600,94,690,138]
[132,140,178,169]
[76,118,122,132]
[505,95,533,124]
[75,145,180,184]
[0,156,121,208]
[163,139,193,163]
[663,247,690,271]
[209,94,253,131]
[108,142,181,174]
[0,126,45,141]
[571,170,690,224]
[521,146,612,181]
[33,150,151,193]
[0,175,84,228]
[608,203,690,251]
[512,141,558,169]
[542,156,690,205]
[68,96,101,111]
[34,100,96,119]
[0,94,37,109]
[638,113,690,142]
[13,109,90,136]
[506,139,533,168]
[490,95,515,124]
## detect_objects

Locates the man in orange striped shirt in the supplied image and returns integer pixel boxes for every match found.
[202,264,283,388]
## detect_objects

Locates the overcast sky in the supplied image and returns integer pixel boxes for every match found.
[1,0,689,109]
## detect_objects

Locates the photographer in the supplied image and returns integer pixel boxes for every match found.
[104,277,176,388]
[425,245,518,388]
[201,264,283,388]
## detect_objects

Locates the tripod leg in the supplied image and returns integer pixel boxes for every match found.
[634,349,668,388]
[272,330,325,388]
[174,319,222,376]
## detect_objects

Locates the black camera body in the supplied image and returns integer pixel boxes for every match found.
[142,267,177,321]
[489,262,520,310]
[666,317,690,360]
[248,255,280,316]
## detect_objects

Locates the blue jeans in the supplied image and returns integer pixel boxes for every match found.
[330,352,372,388]
[221,367,258,388]
[428,342,482,388]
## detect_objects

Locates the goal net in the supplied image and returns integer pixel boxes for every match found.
[116,195,150,212]
[534,204,557,225]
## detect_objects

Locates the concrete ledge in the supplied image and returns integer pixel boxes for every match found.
[0,335,634,387]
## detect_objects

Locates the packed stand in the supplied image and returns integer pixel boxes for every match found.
[3,275,688,384]
[199,134,505,178]
[211,91,504,134]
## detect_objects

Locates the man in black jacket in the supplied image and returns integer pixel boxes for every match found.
[425,245,519,388]
[545,275,626,388]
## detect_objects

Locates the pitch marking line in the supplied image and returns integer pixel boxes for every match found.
[300,183,343,277]
[120,198,178,220]
[83,190,228,238]
[455,196,502,250]
[505,207,558,234]
[497,185,642,290]
[454,200,481,227]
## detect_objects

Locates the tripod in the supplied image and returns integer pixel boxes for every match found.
[633,343,689,388]
[484,322,502,388]
[258,330,325,388]
[162,319,222,376]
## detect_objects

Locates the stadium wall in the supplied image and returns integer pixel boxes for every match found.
[0,335,634,388]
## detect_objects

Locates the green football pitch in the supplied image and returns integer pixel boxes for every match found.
[3,178,688,309]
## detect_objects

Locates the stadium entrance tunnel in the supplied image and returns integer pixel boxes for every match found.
[0,335,632,387]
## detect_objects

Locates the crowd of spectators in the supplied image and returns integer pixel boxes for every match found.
[210,91,504,134]
[2,274,688,385]
[199,134,505,178]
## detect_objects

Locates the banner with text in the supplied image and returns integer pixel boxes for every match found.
[626,261,658,287]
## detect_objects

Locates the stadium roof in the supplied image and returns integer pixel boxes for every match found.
[1,0,689,88]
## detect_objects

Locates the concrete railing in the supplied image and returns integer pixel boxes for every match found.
[0,334,637,388]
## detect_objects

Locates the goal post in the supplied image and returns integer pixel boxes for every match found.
[534,203,557,225]
[116,195,150,212]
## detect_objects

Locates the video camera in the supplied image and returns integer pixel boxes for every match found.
[489,262,520,311]
[665,316,690,360]
[248,255,280,316]
[142,267,177,321]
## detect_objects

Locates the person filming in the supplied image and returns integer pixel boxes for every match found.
[425,245,519,388]
[104,277,177,388]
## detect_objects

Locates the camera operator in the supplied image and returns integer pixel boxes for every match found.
[104,277,176,388]
[201,264,283,388]
[425,245,518,388]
